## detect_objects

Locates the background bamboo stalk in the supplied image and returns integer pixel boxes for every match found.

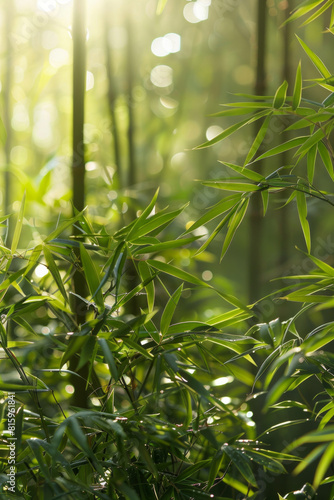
[104,0,122,189]
[278,0,293,268]
[248,0,267,304]
[3,1,14,245]
[71,0,90,407]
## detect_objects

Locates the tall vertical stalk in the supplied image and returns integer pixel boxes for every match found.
[71,0,89,407]
[278,0,293,268]
[104,0,122,188]
[72,0,86,215]
[126,10,136,189]
[248,0,267,304]
[3,2,14,244]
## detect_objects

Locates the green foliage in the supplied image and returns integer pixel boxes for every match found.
[2,2,334,499]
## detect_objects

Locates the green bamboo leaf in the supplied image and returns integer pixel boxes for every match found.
[221,198,249,259]
[195,117,252,149]
[125,188,159,241]
[273,80,288,109]
[183,195,239,235]
[265,376,295,408]
[177,460,212,484]
[28,440,51,479]
[296,189,311,253]
[286,113,331,131]
[61,335,87,367]
[261,189,269,216]
[318,141,334,180]
[244,113,273,165]
[322,91,334,107]
[302,251,334,277]
[201,181,260,192]
[302,0,334,26]
[133,236,200,255]
[283,0,325,24]
[67,418,104,475]
[294,445,327,476]
[156,0,168,14]
[210,107,261,117]
[194,110,270,149]
[138,260,155,312]
[160,284,183,336]
[222,445,257,487]
[147,259,211,288]
[222,162,264,182]
[11,191,26,254]
[314,441,334,489]
[123,338,154,359]
[98,338,118,381]
[44,210,86,243]
[92,241,125,300]
[292,61,302,110]
[243,450,286,474]
[0,383,37,391]
[127,205,187,241]
[207,449,224,490]
[195,210,235,255]
[294,128,325,157]
[307,144,317,183]
[254,137,307,162]
[43,246,68,303]
[223,102,273,108]
[296,35,331,78]
[80,243,104,310]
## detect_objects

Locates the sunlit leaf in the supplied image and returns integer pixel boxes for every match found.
[201,181,260,192]
[244,113,273,165]
[221,198,249,259]
[138,260,155,312]
[273,80,288,109]
[307,144,317,183]
[80,243,104,310]
[160,284,183,336]
[296,35,331,78]
[296,189,311,253]
[318,141,334,180]
[156,0,168,14]
[292,61,302,110]
[183,194,240,235]
[283,0,325,25]
[302,0,334,26]
[254,137,307,162]
[43,245,68,303]
[11,191,26,254]
[222,445,257,487]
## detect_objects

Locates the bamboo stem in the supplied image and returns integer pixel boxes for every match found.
[4,2,14,244]
[248,0,267,304]
[104,0,122,189]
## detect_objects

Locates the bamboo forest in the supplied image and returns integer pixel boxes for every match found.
[1,1,334,499]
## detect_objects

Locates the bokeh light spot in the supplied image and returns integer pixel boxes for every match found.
[150,65,173,88]
[206,125,223,141]
[49,48,69,68]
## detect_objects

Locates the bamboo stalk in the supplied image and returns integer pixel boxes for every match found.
[126,10,136,189]
[248,0,267,304]
[71,0,90,407]
[104,0,122,188]
[278,0,293,267]
[4,2,14,244]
